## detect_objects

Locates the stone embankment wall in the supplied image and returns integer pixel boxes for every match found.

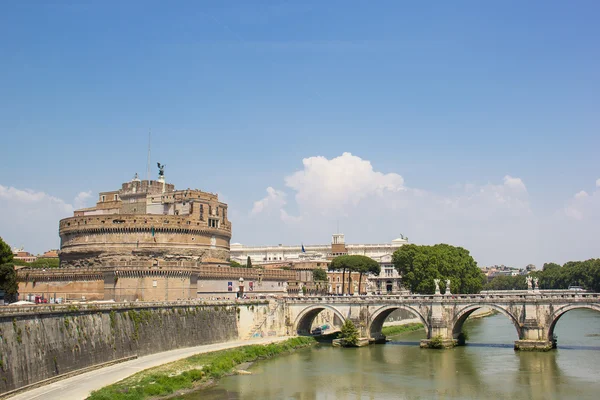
[0,301,247,394]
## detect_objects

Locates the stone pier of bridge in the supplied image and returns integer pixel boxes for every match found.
[282,291,600,351]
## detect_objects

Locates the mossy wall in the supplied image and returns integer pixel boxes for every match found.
[0,303,239,393]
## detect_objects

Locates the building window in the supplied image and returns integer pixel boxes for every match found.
[114,194,118,201]
[101,195,105,202]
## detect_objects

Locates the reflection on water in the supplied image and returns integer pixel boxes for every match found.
[183,309,600,400]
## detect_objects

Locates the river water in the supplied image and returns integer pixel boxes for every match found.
[184,309,600,400]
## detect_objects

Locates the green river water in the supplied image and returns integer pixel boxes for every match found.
[184,309,600,400]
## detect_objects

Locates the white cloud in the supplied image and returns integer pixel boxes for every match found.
[564,205,583,220]
[74,191,93,209]
[251,187,287,215]
[0,185,87,254]
[564,182,600,221]
[596,178,600,188]
[502,175,527,192]
[280,209,303,223]
[241,153,567,267]
[0,185,72,212]
[284,152,404,212]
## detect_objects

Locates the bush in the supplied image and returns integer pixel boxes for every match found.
[339,319,359,346]
[428,335,444,349]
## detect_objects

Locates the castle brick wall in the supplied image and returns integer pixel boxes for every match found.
[18,279,104,302]
[59,214,231,268]
[16,266,293,302]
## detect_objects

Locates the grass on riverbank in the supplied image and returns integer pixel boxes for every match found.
[87,337,316,400]
[381,323,424,336]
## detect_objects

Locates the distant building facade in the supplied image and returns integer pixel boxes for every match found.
[12,248,37,263]
[367,257,406,295]
[39,250,59,259]
[231,233,408,265]
[232,233,409,294]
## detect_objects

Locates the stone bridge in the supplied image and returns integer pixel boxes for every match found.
[282,291,600,350]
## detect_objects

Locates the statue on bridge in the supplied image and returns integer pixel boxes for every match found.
[533,277,539,291]
[526,276,533,291]
[434,279,441,295]
[445,279,451,295]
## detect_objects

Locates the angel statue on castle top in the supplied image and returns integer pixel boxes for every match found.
[157,162,166,177]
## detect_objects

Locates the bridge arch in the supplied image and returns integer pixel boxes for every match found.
[368,305,430,340]
[452,304,521,340]
[293,304,346,335]
[548,304,600,342]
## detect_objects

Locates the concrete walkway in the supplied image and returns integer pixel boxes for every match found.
[7,336,290,400]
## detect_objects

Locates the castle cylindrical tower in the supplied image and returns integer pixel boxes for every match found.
[58,178,231,268]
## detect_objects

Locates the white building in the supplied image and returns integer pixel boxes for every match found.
[230,234,409,265]
[231,234,409,294]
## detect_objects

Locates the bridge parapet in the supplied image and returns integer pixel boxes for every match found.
[284,292,599,304]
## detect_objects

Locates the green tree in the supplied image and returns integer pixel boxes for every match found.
[393,244,485,294]
[0,264,18,303]
[543,262,561,272]
[329,255,381,295]
[484,275,526,291]
[0,237,13,265]
[484,259,600,293]
[0,237,18,303]
[312,268,327,282]
[230,260,243,268]
[246,256,252,269]
[339,319,359,346]
[352,255,380,295]
[329,255,352,294]
[27,258,60,269]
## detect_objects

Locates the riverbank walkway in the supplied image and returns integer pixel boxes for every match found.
[7,336,289,400]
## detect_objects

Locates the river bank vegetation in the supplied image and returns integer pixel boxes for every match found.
[381,322,424,336]
[87,337,316,400]
[485,259,600,292]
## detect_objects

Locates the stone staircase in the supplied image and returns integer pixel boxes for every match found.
[245,301,280,340]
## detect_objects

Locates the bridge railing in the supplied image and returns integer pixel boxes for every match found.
[283,292,600,303]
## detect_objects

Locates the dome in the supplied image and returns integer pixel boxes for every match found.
[392,236,408,245]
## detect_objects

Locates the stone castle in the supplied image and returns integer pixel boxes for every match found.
[60,172,231,267]
[17,168,294,302]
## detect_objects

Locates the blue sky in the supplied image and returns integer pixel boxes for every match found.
[1,1,599,267]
